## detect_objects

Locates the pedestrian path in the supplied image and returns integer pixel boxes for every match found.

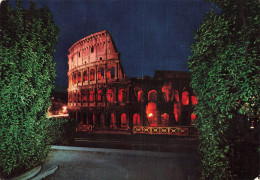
[38,145,200,180]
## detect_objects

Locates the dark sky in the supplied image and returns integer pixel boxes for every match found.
[8,0,212,87]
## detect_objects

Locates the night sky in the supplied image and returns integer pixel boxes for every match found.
[8,0,212,88]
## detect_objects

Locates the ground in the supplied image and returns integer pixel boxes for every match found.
[43,145,200,180]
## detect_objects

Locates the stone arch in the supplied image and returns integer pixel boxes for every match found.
[97,90,103,102]
[161,113,169,126]
[137,91,144,102]
[162,87,170,102]
[78,91,81,103]
[146,102,158,126]
[148,90,157,102]
[83,70,88,82]
[98,66,105,80]
[174,103,180,122]
[182,91,189,105]
[133,113,141,126]
[107,89,113,103]
[121,113,128,128]
[89,90,94,102]
[82,90,87,103]
[174,90,179,102]
[73,73,77,84]
[90,69,95,81]
[107,66,116,79]
[110,113,116,128]
[100,113,105,127]
[191,113,196,125]
[118,89,125,102]
[78,72,82,83]
[111,67,115,79]
[73,92,77,103]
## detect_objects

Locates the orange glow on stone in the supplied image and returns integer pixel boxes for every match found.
[174,90,179,102]
[121,113,127,127]
[82,95,87,102]
[137,91,144,102]
[182,91,189,105]
[118,89,124,102]
[89,91,94,102]
[174,103,179,122]
[110,113,116,128]
[133,113,141,126]
[107,89,113,102]
[191,113,196,121]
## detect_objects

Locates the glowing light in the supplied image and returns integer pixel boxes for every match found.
[182,91,189,105]
[62,106,67,113]
[47,114,69,118]
[148,113,153,117]
[250,121,254,129]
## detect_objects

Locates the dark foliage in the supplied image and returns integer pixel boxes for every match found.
[189,0,259,179]
[0,0,59,178]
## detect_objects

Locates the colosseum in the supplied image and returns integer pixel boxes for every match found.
[67,30,198,136]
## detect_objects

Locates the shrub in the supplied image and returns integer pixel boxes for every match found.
[0,1,59,178]
[46,118,76,145]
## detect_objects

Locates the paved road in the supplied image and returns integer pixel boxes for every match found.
[73,133,199,153]
[43,146,200,180]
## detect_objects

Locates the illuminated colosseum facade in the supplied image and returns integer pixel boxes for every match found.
[67,30,197,136]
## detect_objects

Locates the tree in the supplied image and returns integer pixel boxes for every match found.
[189,0,259,179]
[0,0,59,178]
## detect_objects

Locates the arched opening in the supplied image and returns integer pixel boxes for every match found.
[97,90,103,102]
[78,91,81,103]
[83,71,88,82]
[107,89,113,103]
[82,90,87,103]
[191,96,198,105]
[118,89,125,102]
[89,90,94,102]
[98,67,104,80]
[111,67,115,79]
[148,90,157,102]
[174,90,179,102]
[73,92,77,103]
[174,103,180,122]
[191,113,196,125]
[133,113,141,126]
[162,87,169,102]
[78,72,81,83]
[110,113,116,128]
[100,113,105,127]
[90,69,95,81]
[146,102,158,126]
[182,91,189,105]
[121,113,128,128]
[137,91,144,102]
[161,113,169,126]
[73,73,77,84]
[92,113,95,126]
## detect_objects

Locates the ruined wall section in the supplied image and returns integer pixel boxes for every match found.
[67,30,125,92]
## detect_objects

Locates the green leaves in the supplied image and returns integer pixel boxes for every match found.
[189,0,259,179]
[0,1,59,178]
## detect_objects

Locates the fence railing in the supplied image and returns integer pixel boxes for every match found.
[133,126,190,136]
[76,124,197,136]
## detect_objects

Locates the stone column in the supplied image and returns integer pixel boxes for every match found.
[95,65,98,83]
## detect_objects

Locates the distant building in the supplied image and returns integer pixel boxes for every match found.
[67,30,197,135]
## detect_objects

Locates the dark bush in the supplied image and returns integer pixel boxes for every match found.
[46,118,76,145]
[0,1,59,178]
